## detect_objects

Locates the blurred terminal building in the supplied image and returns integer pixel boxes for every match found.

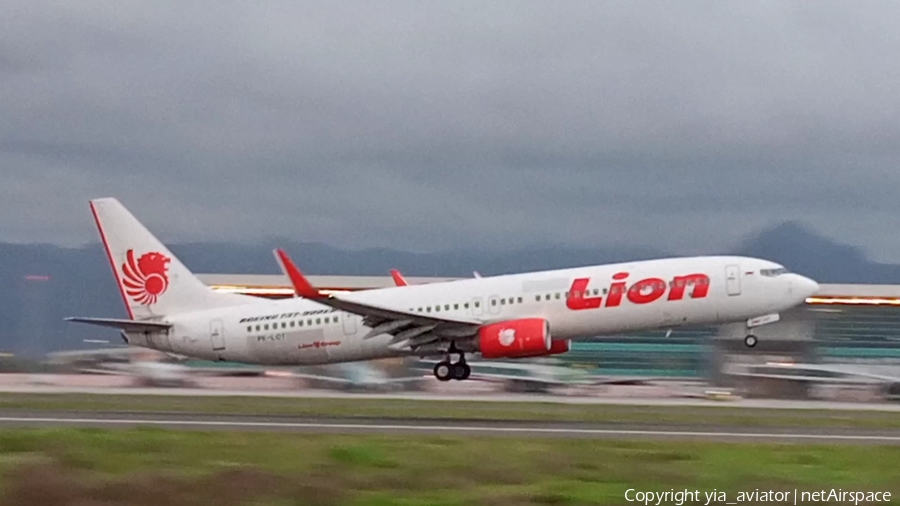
[198,274,900,395]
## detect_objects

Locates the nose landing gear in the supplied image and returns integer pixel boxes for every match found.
[743,313,779,349]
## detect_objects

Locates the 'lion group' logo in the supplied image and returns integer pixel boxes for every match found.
[121,250,171,305]
[499,328,516,346]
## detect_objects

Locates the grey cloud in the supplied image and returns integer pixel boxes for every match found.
[2,0,900,261]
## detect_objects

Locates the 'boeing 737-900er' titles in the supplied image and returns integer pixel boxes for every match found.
[66,198,820,381]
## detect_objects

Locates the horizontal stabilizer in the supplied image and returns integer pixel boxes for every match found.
[65,317,172,333]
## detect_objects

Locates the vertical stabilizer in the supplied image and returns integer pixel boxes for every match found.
[90,198,254,319]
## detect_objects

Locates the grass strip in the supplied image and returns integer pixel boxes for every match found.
[1,428,898,505]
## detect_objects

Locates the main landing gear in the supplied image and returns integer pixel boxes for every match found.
[433,345,471,381]
[744,334,758,348]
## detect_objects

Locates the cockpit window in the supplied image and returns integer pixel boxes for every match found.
[761,267,789,277]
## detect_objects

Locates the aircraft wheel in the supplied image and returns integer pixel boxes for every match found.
[453,362,471,380]
[744,334,758,348]
[433,361,453,381]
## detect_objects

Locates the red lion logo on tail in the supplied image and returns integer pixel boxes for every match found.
[121,250,171,305]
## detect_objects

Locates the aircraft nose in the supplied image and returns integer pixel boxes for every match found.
[794,275,820,299]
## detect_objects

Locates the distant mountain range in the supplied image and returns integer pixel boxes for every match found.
[1,221,898,356]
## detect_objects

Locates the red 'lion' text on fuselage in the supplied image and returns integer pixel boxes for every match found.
[566,272,710,311]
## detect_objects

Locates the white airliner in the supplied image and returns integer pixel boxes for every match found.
[66,198,819,381]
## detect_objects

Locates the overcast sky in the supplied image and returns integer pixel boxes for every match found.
[3,1,900,261]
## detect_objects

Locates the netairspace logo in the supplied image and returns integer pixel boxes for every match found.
[625,488,892,505]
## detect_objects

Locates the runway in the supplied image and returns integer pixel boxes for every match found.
[2,384,900,411]
[1,411,899,443]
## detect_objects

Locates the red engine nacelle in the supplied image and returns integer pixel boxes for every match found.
[513,337,572,358]
[545,339,571,356]
[479,318,553,359]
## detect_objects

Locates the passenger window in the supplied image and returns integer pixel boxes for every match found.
[264,324,269,330]
[454,303,459,310]
[500,299,506,305]
[474,301,480,308]
[427,307,432,312]
[545,294,550,301]
[316,318,321,324]
[491,299,497,306]
[307,319,312,325]
[417,307,423,312]
[246,326,251,332]
[535,295,541,302]
[444,304,449,311]
[255,325,260,331]
[298,320,303,327]
[464,302,470,309]
[555,293,560,299]
[592,289,599,296]
[281,322,286,329]
[436,305,441,312]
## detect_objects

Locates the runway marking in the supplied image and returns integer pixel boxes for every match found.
[1,417,899,441]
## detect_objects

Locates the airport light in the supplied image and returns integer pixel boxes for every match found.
[806,296,900,306]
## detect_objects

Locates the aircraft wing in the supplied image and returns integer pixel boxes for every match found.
[274,249,482,351]
[390,269,481,287]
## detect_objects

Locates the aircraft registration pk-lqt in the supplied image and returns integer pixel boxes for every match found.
[67,198,820,381]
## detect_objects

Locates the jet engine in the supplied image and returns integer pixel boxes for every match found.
[478,318,569,359]
[544,339,572,355]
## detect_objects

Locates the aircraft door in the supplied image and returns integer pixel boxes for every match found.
[487,295,500,315]
[342,312,356,335]
[210,319,226,351]
[725,265,741,296]
[471,297,484,316]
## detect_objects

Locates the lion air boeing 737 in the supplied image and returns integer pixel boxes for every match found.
[66,198,819,381]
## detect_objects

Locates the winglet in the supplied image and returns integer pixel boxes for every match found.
[273,249,324,299]
[390,269,408,287]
